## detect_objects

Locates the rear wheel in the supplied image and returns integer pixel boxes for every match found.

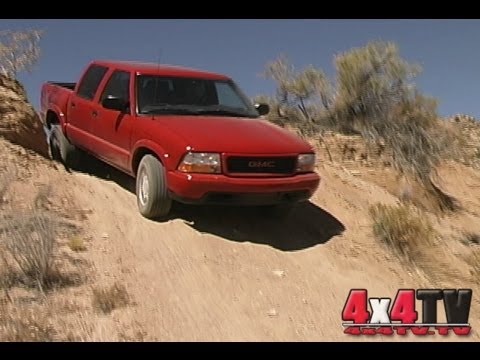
[50,125,82,169]
[136,154,172,219]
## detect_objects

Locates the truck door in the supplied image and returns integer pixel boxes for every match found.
[90,69,134,172]
[67,64,108,150]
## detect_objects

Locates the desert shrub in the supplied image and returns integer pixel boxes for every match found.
[0,303,56,341]
[261,41,462,210]
[369,203,436,261]
[0,29,43,78]
[0,210,58,291]
[0,167,16,205]
[468,249,480,278]
[68,236,87,252]
[92,282,130,314]
[463,232,480,245]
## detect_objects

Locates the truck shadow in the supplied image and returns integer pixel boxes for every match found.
[71,153,137,193]
[72,154,345,251]
[173,202,346,251]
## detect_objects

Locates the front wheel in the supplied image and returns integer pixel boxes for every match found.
[136,155,172,219]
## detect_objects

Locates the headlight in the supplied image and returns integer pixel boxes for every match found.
[296,153,316,172]
[177,152,221,173]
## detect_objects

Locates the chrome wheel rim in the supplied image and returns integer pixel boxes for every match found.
[139,169,149,206]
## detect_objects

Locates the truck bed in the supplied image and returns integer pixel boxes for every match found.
[40,81,77,130]
[46,81,76,90]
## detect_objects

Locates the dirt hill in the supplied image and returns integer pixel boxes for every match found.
[0,75,48,157]
[1,76,479,341]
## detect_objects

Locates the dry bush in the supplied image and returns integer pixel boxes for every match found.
[33,183,52,209]
[363,95,461,211]
[119,329,148,342]
[92,282,130,314]
[0,168,17,205]
[68,236,87,252]
[468,249,480,278]
[0,303,56,341]
[0,210,58,291]
[369,203,436,262]
[259,56,336,160]
[0,253,15,302]
[261,42,462,210]
[0,29,43,78]
[333,43,460,210]
[463,232,480,245]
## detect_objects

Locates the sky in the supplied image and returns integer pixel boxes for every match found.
[2,19,480,118]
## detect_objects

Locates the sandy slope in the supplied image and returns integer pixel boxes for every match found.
[61,156,479,341]
[2,75,479,341]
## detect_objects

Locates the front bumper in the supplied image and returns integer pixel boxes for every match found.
[167,171,321,205]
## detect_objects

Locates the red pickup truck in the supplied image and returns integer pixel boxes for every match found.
[40,60,321,219]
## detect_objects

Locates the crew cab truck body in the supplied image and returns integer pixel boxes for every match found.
[40,60,321,219]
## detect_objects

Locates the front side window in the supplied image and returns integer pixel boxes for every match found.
[76,64,108,100]
[100,70,131,103]
[215,82,246,109]
[136,75,259,118]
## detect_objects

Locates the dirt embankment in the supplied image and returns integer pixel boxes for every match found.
[0,75,48,157]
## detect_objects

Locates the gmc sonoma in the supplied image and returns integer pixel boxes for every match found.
[40,60,321,219]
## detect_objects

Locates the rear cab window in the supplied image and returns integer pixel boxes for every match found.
[76,64,109,100]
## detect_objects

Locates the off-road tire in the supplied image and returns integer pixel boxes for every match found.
[136,154,172,219]
[50,125,82,169]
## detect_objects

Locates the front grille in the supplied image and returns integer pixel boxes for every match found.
[226,156,296,174]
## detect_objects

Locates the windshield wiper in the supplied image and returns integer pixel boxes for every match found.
[139,104,199,115]
[194,106,252,117]
[140,104,255,117]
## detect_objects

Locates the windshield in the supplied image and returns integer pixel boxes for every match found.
[136,75,260,118]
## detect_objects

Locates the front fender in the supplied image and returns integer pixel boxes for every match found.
[131,140,178,173]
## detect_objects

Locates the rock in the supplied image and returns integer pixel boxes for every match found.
[267,308,278,317]
[101,233,109,239]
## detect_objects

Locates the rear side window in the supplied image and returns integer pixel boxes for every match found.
[100,70,131,103]
[76,64,108,100]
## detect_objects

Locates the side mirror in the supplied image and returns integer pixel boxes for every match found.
[102,96,129,112]
[254,103,270,116]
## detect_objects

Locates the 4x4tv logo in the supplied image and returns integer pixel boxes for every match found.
[342,289,472,336]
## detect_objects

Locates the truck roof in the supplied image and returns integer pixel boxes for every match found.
[92,60,230,80]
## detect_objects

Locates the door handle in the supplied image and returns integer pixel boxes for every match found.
[92,110,98,117]
[71,102,76,107]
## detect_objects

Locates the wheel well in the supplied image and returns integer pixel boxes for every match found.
[46,110,59,129]
[132,147,162,175]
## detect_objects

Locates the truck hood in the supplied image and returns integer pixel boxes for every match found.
[154,115,314,154]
